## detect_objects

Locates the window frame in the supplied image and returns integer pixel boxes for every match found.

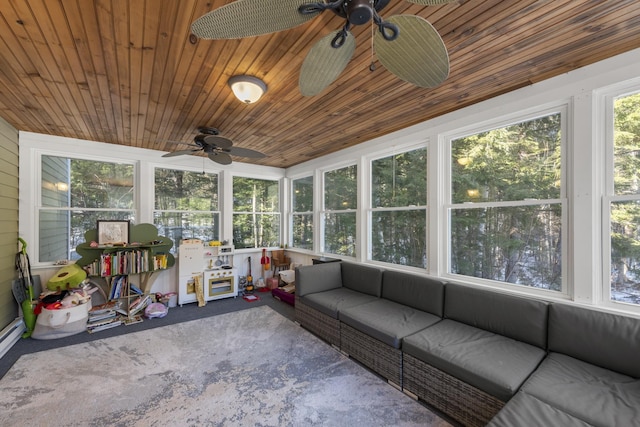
[231,174,281,250]
[442,106,569,298]
[34,149,138,266]
[290,174,315,252]
[600,80,640,313]
[152,166,221,246]
[367,145,428,269]
[320,162,358,259]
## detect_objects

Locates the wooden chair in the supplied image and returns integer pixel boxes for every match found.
[271,250,291,277]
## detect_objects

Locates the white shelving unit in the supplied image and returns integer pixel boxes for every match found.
[178,240,237,306]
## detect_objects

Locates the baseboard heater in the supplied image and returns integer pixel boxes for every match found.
[0,318,25,359]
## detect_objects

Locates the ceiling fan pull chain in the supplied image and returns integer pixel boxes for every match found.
[369,10,376,71]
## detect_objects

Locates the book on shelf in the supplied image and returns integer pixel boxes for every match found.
[87,317,122,333]
[88,310,117,323]
[109,275,128,299]
[116,294,151,317]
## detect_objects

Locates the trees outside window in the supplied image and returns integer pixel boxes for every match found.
[40,156,134,262]
[449,113,564,291]
[233,177,279,248]
[323,165,357,257]
[609,91,640,306]
[153,168,219,246]
[292,176,313,250]
[370,148,427,267]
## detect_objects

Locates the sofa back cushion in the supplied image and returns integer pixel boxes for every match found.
[548,303,640,378]
[341,262,383,297]
[296,262,343,297]
[382,271,445,317]
[444,283,549,348]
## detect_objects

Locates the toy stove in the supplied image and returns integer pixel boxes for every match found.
[204,268,235,299]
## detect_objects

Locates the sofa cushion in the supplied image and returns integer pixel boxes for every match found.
[522,352,640,427]
[444,283,549,348]
[548,303,640,378]
[301,288,379,319]
[296,262,343,297]
[339,299,441,348]
[487,390,593,427]
[402,319,546,401]
[381,270,445,316]
[341,262,383,297]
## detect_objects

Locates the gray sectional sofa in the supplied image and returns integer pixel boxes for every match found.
[294,261,640,427]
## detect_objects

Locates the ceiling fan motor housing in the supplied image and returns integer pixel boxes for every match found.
[334,0,391,25]
[346,0,373,25]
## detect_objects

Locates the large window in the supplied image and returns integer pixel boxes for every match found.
[292,176,313,250]
[153,168,219,245]
[39,155,134,262]
[608,91,640,306]
[448,113,564,291]
[370,148,427,267]
[233,177,280,248]
[323,165,357,257]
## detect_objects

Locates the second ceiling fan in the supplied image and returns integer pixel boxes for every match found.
[162,127,267,165]
[191,0,455,96]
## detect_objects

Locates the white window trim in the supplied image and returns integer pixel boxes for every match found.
[441,105,570,299]
[598,78,640,315]
[152,165,221,242]
[289,174,315,254]
[366,144,428,271]
[320,162,359,259]
[25,143,138,266]
[230,174,283,251]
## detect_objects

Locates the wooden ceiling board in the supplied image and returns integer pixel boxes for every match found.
[0,0,639,168]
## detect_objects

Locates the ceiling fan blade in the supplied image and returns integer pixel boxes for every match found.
[405,0,458,5]
[299,29,356,96]
[227,147,267,158]
[374,15,449,88]
[200,135,234,149]
[162,148,201,158]
[192,0,321,39]
[208,152,233,165]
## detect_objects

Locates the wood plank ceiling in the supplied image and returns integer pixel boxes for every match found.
[0,0,639,168]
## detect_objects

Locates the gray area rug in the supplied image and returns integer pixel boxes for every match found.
[0,305,450,426]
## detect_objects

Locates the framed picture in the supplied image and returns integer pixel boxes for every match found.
[97,220,130,245]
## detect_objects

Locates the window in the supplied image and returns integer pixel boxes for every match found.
[39,156,134,262]
[153,168,219,245]
[608,90,640,306]
[323,165,357,257]
[370,148,427,267]
[233,177,280,248]
[292,176,313,250]
[448,113,564,291]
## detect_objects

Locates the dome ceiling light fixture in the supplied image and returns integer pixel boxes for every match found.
[228,75,268,104]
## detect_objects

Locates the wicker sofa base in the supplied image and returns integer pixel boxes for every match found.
[294,296,341,347]
[341,323,403,388]
[402,353,505,427]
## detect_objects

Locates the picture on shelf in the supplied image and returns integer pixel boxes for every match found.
[97,220,130,245]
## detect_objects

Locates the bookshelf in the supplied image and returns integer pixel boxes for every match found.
[76,223,175,321]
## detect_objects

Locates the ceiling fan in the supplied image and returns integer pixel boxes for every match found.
[162,127,267,165]
[191,0,455,96]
